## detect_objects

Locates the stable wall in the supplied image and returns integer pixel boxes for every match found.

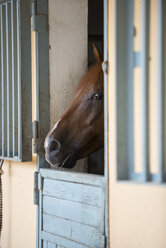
[1,0,88,247]
[49,0,87,127]
[108,0,166,247]
[49,0,88,171]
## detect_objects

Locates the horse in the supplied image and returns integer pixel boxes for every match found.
[44,45,104,170]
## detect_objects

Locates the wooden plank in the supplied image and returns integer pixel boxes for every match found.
[43,214,105,248]
[40,168,105,187]
[43,240,48,248]
[43,195,104,232]
[43,178,104,208]
[42,231,96,248]
[48,242,56,248]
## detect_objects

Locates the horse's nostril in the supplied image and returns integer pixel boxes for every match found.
[48,140,61,153]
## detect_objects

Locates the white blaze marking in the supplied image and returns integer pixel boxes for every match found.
[44,118,61,150]
[52,118,61,132]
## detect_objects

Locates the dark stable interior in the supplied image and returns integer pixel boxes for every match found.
[87,0,104,175]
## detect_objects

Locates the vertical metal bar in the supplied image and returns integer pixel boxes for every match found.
[116,0,132,180]
[16,0,21,158]
[8,2,12,157]
[31,0,37,16]
[104,1,108,178]
[1,5,7,157]
[157,0,164,182]
[6,3,9,156]
[19,0,32,161]
[11,0,18,157]
[6,2,12,157]
[163,0,166,182]
[36,32,43,248]
[35,0,49,246]
[141,0,149,181]
[36,0,49,169]
[127,0,134,180]
[1,5,4,157]
[31,2,39,246]
[11,0,15,156]
[103,1,109,246]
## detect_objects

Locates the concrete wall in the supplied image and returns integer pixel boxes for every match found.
[49,0,88,172]
[108,0,166,247]
[49,0,87,127]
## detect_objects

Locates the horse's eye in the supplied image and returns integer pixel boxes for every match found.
[93,93,103,100]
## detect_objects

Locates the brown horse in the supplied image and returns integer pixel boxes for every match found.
[44,45,104,168]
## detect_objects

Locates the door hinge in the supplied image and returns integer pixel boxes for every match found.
[32,120,45,155]
[32,0,48,32]
[32,120,38,154]
[102,61,108,74]
[33,171,39,205]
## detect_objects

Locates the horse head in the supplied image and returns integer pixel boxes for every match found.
[45,45,104,168]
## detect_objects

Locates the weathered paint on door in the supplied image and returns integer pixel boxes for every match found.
[38,169,106,248]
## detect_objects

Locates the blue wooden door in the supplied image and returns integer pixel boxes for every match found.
[38,169,106,248]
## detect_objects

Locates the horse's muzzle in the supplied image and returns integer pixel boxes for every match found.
[45,139,62,165]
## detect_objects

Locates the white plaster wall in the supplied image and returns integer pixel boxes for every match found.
[49,0,88,126]
[1,161,36,248]
[49,0,88,172]
[108,0,166,247]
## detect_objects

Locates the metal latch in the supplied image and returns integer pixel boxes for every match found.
[102,61,108,74]
[33,171,39,205]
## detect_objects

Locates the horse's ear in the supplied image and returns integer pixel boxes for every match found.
[92,43,103,62]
